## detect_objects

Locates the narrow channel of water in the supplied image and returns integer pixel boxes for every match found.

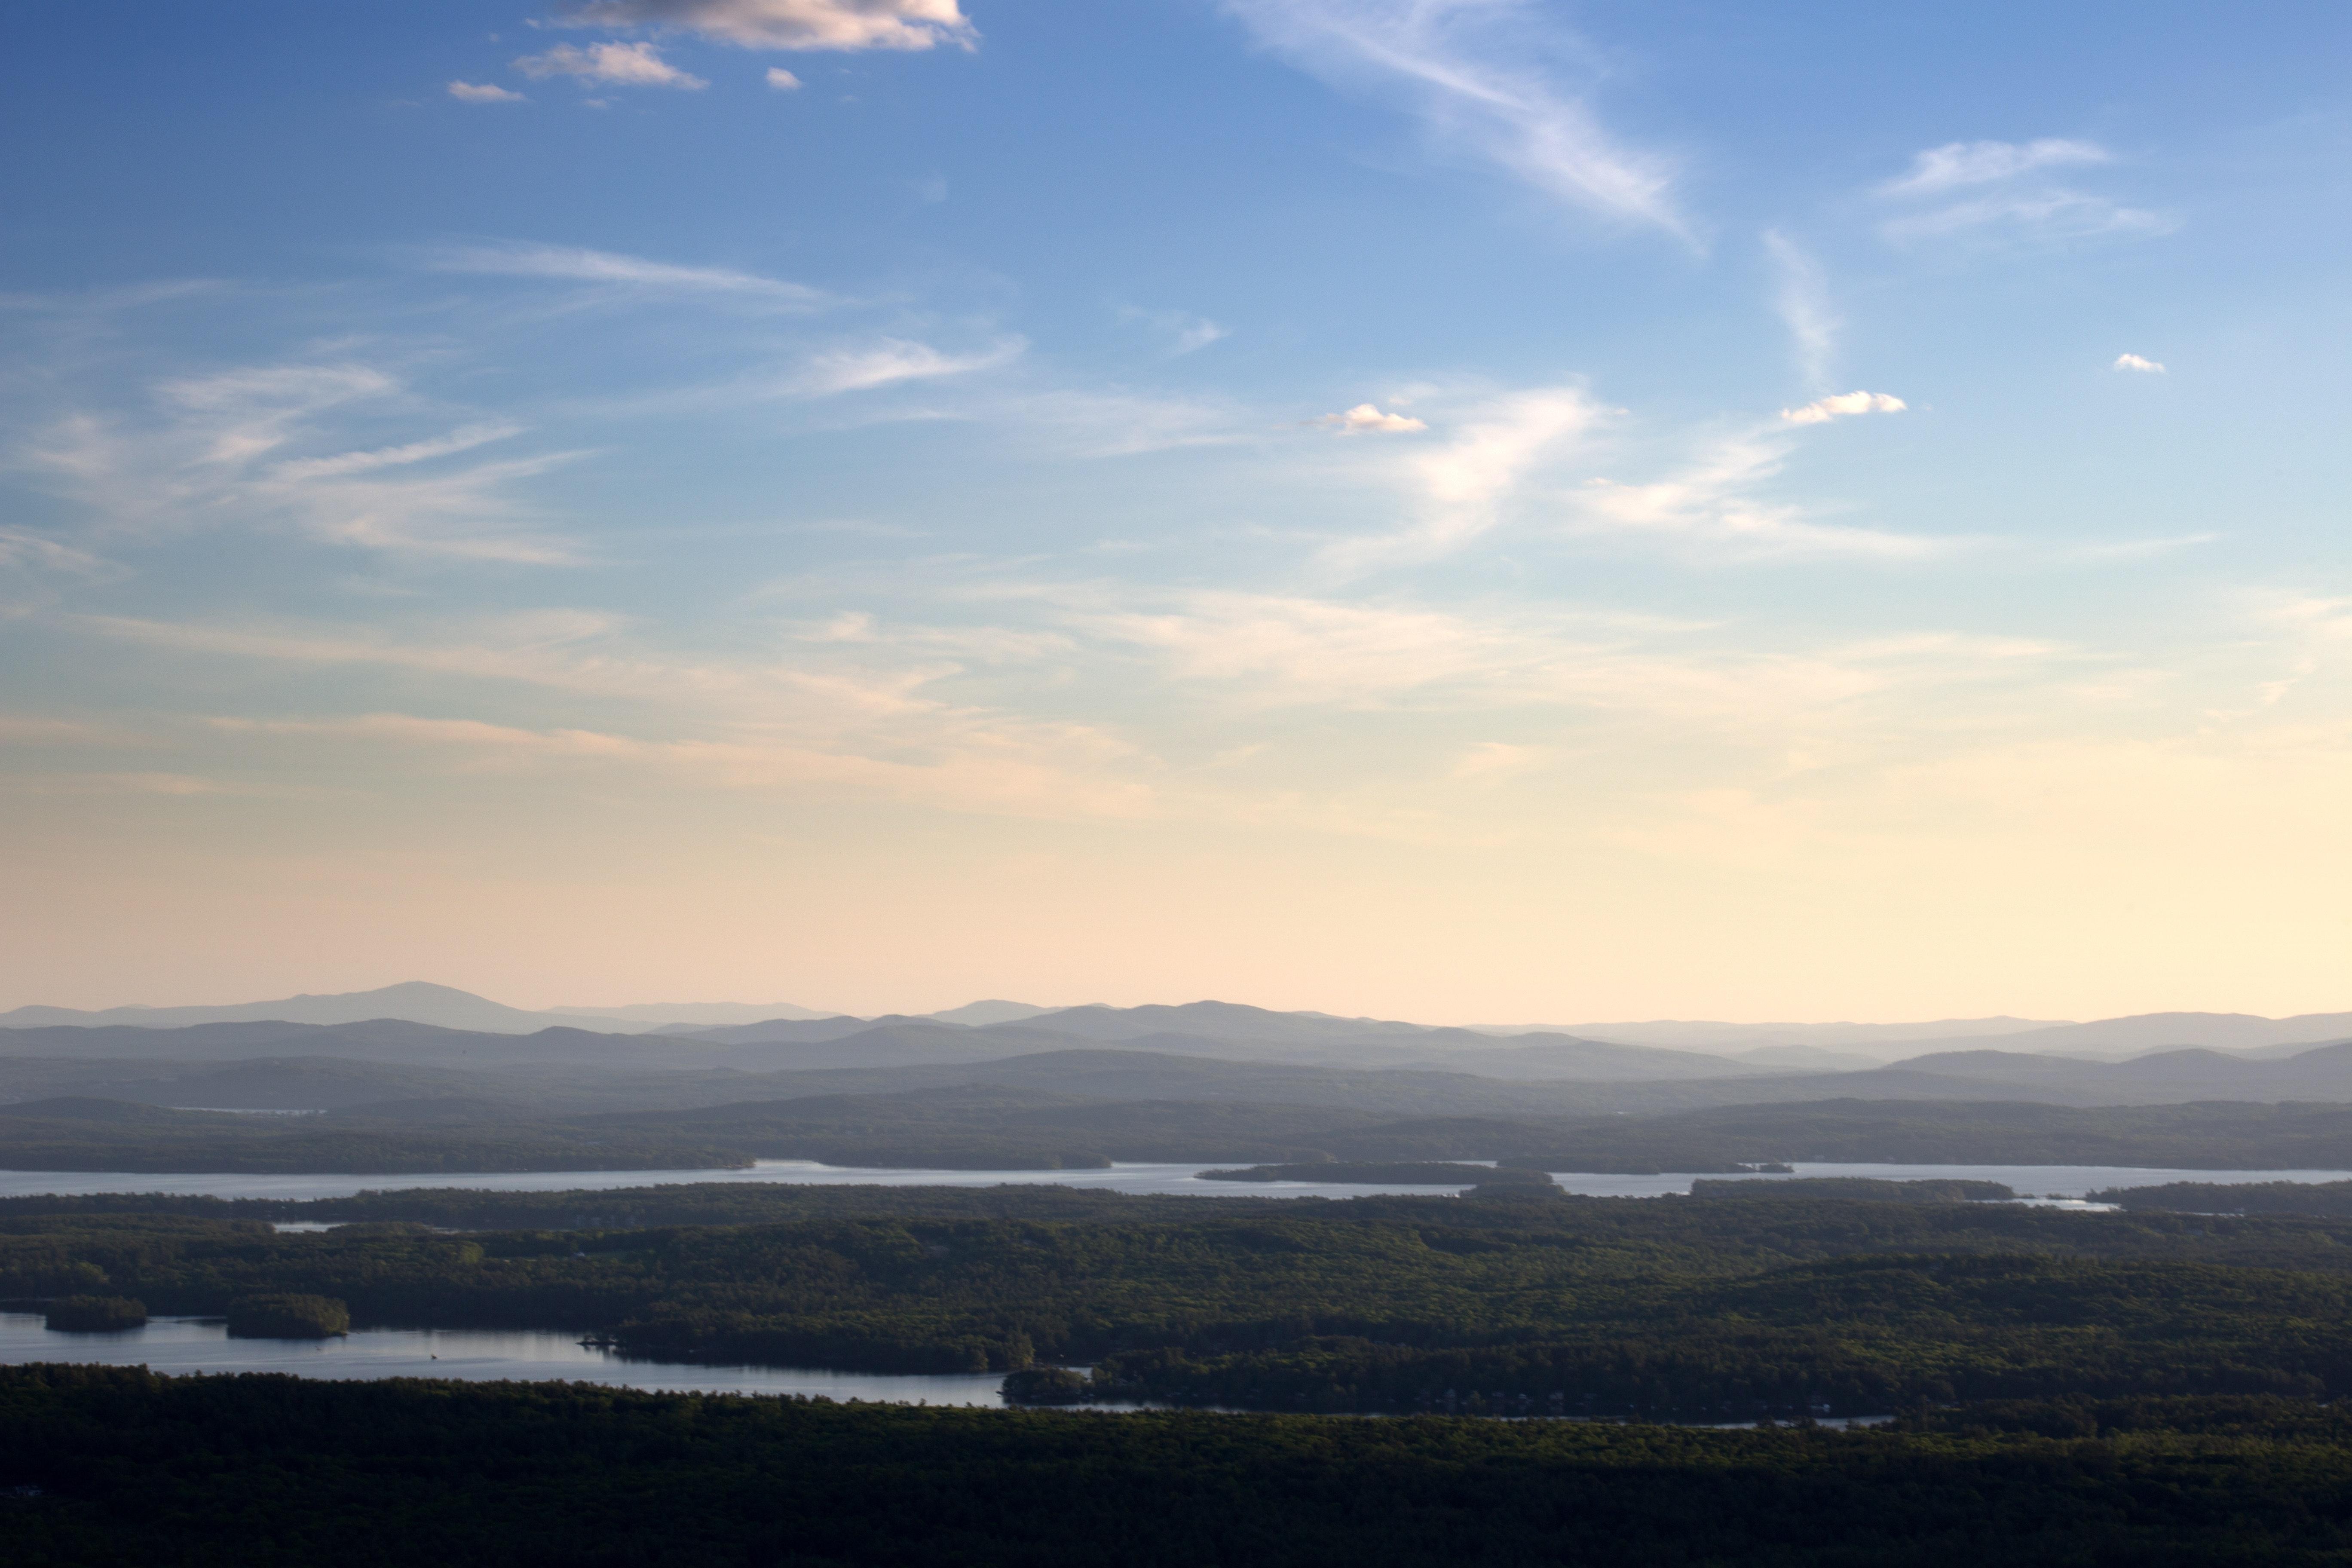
[0,1160,2342,1203]
[0,1312,1013,1404]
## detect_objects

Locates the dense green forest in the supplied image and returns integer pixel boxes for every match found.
[2094,1179,2352,1215]
[15,1187,2352,1417]
[6,1369,2352,1566]
[0,1098,749,1174]
[18,1086,2352,1173]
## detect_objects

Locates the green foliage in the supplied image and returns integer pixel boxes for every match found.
[40,1295,145,1332]
[1200,1162,1548,1184]
[18,1191,2352,1410]
[0,1100,749,1175]
[1497,1099,2352,1170]
[225,1294,349,1338]
[1687,1178,2016,1203]
[2096,1179,2352,1216]
[8,1369,2352,1566]
[1001,1366,1090,1404]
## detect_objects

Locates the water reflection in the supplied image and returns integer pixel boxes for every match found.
[0,1160,2342,1204]
[0,1311,1012,1404]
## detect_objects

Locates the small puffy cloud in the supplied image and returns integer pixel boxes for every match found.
[766,66,802,89]
[516,41,708,88]
[555,0,976,52]
[1318,403,1428,434]
[2113,353,2166,374]
[1879,138,2109,197]
[449,81,528,103]
[1780,391,1906,426]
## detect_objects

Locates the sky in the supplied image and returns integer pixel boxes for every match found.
[3,0,2349,1022]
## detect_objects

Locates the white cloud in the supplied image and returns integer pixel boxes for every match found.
[515,41,708,88]
[425,243,827,309]
[1875,138,2168,245]
[793,337,1023,395]
[19,362,579,564]
[1882,190,2170,244]
[269,423,526,483]
[1780,390,1905,426]
[765,66,802,89]
[1575,426,1938,560]
[1221,0,1689,241]
[2114,352,2166,374]
[1763,231,1837,390]
[1318,403,1427,434]
[1324,385,1605,570]
[1878,138,2109,197]
[448,81,529,103]
[555,0,976,52]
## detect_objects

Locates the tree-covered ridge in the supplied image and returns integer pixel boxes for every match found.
[15,1192,2352,1415]
[6,1369,2352,1566]
[21,1087,2352,1174]
[2095,1179,2352,1215]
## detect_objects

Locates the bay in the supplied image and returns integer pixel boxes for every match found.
[0,1160,2342,1204]
[0,1311,1014,1404]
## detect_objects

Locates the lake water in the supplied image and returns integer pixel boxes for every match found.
[0,1160,1486,1202]
[0,1158,2342,1204]
[0,1311,1014,1403]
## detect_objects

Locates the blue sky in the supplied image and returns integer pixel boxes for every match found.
[3,0,2349,1020]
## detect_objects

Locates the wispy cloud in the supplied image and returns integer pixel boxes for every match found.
[1878,138,2109,198]
[765,66,802,89]
[1221,0,1689,242]
[1121,306,1228,357]
[1326,385,1605,570]
[1577,423,1939,560]
[793,337,1025,395]
[270,423,525,483]
[1763,231,1837,390]
[2114,352,2166,374]
[1876,137,2169,245]
[0,527,113,617]
[449,81,529,104]
[554,0,976,52]
[19,362,579,563]
[516,41,708,87]
[424,243,828,309]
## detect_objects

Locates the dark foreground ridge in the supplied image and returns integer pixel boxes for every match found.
[5,1368,2352,1567]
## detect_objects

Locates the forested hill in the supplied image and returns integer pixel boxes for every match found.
[15,1089,2352,1173]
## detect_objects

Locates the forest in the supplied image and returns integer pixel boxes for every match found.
[18,1086,2352,1173]
[14,1183,2352,1418]
[7,1367,2352,1566]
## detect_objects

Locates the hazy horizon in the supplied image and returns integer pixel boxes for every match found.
[5,3,2349,1022]
[12,976,2352,1041]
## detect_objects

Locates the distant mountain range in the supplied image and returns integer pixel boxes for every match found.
[6,1006,2352,1121]
[3,984,2349,1078]
[0,982,828,1035]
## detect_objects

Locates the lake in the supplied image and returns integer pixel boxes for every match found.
[0,1159,2342,1204]
[0,1311,1015,1404]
